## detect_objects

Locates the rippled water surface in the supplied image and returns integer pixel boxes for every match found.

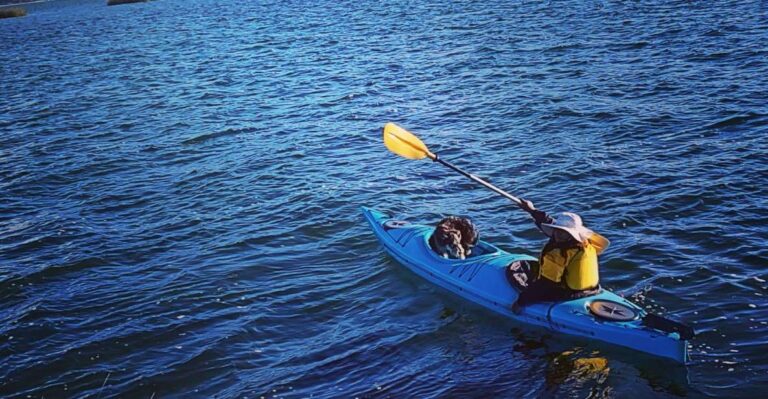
[2,0,768,397]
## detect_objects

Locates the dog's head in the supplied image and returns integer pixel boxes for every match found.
[432,216,479,260]
[433,226,466,259]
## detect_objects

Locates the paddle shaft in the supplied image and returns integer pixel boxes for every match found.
[432,155,522,205]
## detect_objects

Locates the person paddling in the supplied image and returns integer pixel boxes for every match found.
[511,199,609,314]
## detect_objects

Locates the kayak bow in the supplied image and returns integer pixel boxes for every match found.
[362,206,690,363]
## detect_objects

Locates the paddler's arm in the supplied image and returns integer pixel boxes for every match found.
[517,198,554,236]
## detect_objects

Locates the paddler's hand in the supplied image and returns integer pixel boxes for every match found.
[518,198,536,214]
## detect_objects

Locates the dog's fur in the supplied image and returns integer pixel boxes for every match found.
[429,216,479,260]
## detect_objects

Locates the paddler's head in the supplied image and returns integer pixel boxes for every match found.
[541,212,593,245]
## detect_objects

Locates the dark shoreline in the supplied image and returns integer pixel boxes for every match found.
[0,7,25,17]
[0,0,42,6]
[107,0,148,5]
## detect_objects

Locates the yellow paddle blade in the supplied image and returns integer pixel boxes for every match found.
[383,122,436,160]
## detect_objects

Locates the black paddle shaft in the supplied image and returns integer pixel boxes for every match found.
[433,155,522,205]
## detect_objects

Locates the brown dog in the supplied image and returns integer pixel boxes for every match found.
[428,216,479,260]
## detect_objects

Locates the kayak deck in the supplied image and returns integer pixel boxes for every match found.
[362,206,688,363]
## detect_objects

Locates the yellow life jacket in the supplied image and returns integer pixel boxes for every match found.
[538,234,607,290]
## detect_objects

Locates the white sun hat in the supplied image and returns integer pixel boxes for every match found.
[540,212,594,243]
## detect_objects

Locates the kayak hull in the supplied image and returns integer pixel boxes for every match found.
[362,207,688,363]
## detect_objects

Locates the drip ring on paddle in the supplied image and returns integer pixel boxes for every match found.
[384,220,411,229]
[588,300,638,321]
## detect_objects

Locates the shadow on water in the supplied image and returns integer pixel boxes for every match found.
[510,319,691,397]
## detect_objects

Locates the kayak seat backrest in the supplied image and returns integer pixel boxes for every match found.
[505,260,538,292]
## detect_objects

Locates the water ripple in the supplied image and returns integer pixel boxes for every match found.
[2,0,768,397]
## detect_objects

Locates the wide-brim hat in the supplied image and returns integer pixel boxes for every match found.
[540,212,593,243]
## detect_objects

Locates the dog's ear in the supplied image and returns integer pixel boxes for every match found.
[464,219,479,245]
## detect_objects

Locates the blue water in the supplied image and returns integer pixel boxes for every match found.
[2,0,767,397]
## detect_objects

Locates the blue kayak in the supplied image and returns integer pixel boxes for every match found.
[362,206,690,363]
